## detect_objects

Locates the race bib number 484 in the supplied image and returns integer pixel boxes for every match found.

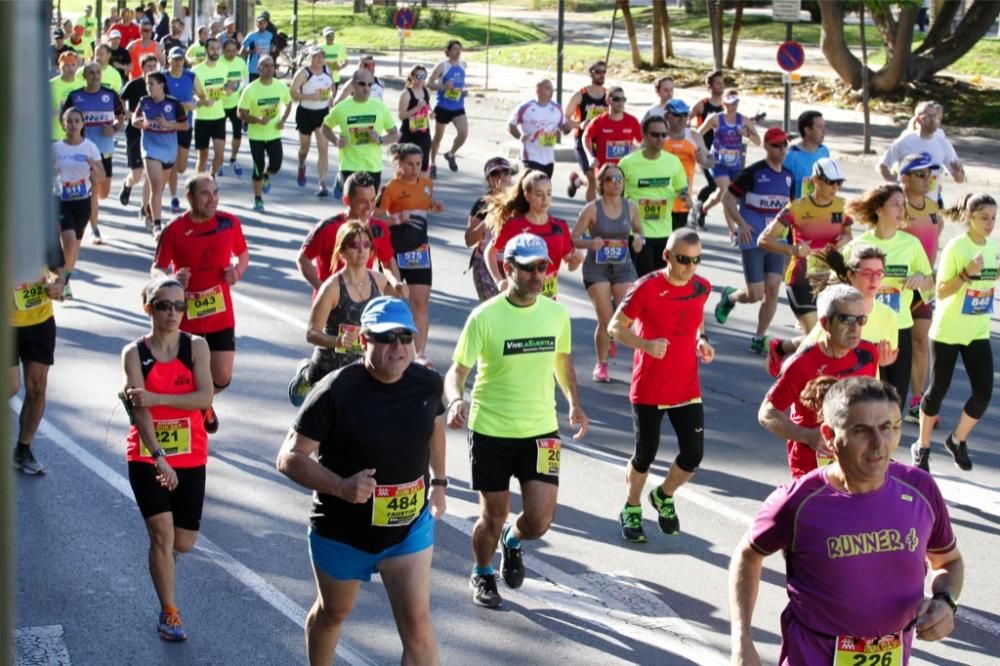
[372,477,425,527]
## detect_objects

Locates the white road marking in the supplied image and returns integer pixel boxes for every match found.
[10,397,377,666]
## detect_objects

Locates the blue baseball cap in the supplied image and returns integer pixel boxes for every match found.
[666,99,690,115]
[503,233,551,265]
[360,297,418,334]
[899,152,938,174]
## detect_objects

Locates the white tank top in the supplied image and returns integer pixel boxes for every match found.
[299,66,334,110]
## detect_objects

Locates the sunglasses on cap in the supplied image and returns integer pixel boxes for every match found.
[515,261,549,274]
[367,330,415,345]
[152,299,186,312]
[833,313,867,326]
[668,253,702,265]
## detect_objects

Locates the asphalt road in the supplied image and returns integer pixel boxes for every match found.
[14,74,1000,665]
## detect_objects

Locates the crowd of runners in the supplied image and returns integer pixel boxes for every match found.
[19,4,997,663]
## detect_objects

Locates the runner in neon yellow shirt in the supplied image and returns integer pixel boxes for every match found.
[51,53,80,140]
[192,38,228,175]
[320,27,348,89]
[77,6,98,52]
[237,56,291,212]
[220,39,249,176]
[74,44,123,91]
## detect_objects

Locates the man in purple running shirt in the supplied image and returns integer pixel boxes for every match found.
[730,376,963,665]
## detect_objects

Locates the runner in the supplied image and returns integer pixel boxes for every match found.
[427,40,468,178]
[51,52,80,141]
[695,88,760,228]
[109,8,140,50]
[758,285,880,477]
[846,184,934,410]
[879,100,965,207]
[782,110,829,198]
[373,144,445,366]
[185,26,208,66]
[191,37,228,176]
[688,70,725,227]
[397,65,433,176]
[65,61,125,245]
[318,27,348,94]
[618,115,691,276]
[134,70,188,237]
[641,76,674,122]
[583,86,642,170]
[107,30,133,83]
[322,68,399,197]
[464,157,514,302]
[291,48,334,197]
[126,17,162,81]
[757,157,853,336]
[661,99,713,235]
[240,14,273,83]
[163,47,197,215]
[218,38,248,178]
[10,263,65,475]
[485,170,582,299]
[508,78,570,179]
[570,163,642,382]
[237,55,292,213]
[912,193,997,473]
[608,228,714,541]
[445,232,588,609]
[77,4,99,55]
[79,43,125,90]
[564,61,607,201]
[118,54,161,228]
[334,55,386,104]
[151,173,250,435]
[277,296,446,666]
[51,29,74,76]
[120,276,214,642]
[732,376,963,666]
[159,18,186,54]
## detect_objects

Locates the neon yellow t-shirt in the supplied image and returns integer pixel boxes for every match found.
[323,97,396,173]
[930,234,998,345]
[51,76,80,140]
[453,295,572,438]
[75,64,122,92]
[321,43,347,82]
[847,230,932,330]
[193,61,228,121]
[78,15,98,44]
[186,43,206,65]
[618,150,688,239]
[237,79,290,142]
[221,55,249,109]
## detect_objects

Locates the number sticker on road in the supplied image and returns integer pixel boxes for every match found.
[535,438,560,476]
[186,285,226,319]
[372,477,425,527]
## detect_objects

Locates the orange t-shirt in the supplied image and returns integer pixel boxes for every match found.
[377,176,435,254]
[663,134,697,212]
[129,41,159,80]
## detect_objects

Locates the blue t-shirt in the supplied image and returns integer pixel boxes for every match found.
[164,70,196,128]
[64,86,122,156]
[242,30,273,75]
[728,159,794,250]
[435,61,466,111]
[783,143,830,198]
[138,94,186,162]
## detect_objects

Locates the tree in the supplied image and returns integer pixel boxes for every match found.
[618,0,645,69]
[661,2,673,58]
[724,0,745,70]
[706,0,724,70]
[651,0,665,67]
[820,0,1000,95]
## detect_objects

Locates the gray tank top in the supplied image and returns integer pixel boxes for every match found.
[584,200,632,268]
[315,271,380,369]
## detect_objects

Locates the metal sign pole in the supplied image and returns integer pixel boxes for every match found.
[783,22,792,134]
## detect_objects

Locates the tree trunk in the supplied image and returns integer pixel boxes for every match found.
[706,0,724,70]
[909,0,1000,78]
[618,1,645,70]
[353,0,366,13]
[651,1,665,67]
[725,0,744,70]
[662,1,673,58]
[819,0,863,88]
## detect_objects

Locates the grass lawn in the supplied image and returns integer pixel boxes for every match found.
[463,42,705,79]
[868,38,1000,79]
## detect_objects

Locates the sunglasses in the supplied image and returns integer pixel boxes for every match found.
[515,262,549,274]
[367,330,415,345]
[152,299,186,312]
[355,81,372,88]
[767,142,789,149]
[668,111,689,117]
[669,253,702,265]
[345,240,372,250]
[591,69,607,75]
[855,269,884,279]
[906,170,930,178]
[489,169,512,177]
[610,96,626,102]
[414,73,427,80]
[819,176,844,186]
[648,131,668,139]
[603,175,624,183]
[833,313,868,326]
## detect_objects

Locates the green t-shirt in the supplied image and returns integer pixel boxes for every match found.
[78,15,98,43]
[847,230,932,330]
[75,64,123,92]
[51,76,79,140]
[803,298,898,351]
[618,150,688,239]
[321,43,347,82]
[453,295,572,438]
[221,56,249,109]
[323,97,396,173]
[238,79,291,142]
[186,43,206,65]
[193,61,228,121]
[930,234,998,345]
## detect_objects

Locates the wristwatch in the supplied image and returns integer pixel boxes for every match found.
[933,591,958,614]
[151,448,167,459]
[430,478,448,488]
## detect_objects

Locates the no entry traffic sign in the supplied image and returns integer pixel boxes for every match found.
[776,41,805,72]
[394,7,416,30]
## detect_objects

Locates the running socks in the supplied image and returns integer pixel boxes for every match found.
[15,442,30,456]
[502,524,521,550]
[474,565,495,576]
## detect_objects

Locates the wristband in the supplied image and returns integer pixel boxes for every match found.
[152,448,167,459]
[430,478,448,488]
[446,397,464,411]
[698,333,709,343]
[933,591,958,614]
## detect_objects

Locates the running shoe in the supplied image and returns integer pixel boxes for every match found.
[262,174,271,194]
[469,573,502,609]
[203,407,219,435]
[316,185,330,198]
[13,446,45,475]
[687,204,701,228]
[592,361,610,383]
[903,395,921,424]
[714,286,736,324]
[144,212,155,232]
[444,151,458,172]
[729,231,738,247]
[119,182,132,206]
[499,525,525,589]
[911,442,930,472]
[170,197,182,214]
[297,166,306,187]
[333,180,344,200]
[749,335,768,356]
[608,340,618,358]
[287,360,312,407]
[944,434,973,471]
[619,505,647,543]
[61,281,74,300]
[766,337,785,377]
[152,221,163,239]
[157,608,188,641]
[697,206,707,229]
[567,172,581,199]
[215,165,224,178]
[232,161,244,177]
[91,226,103,245]
[429,165,437,180]
[648,489,679,535]
[253,198,265,213]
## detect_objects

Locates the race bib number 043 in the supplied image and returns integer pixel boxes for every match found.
[186,285,226,320]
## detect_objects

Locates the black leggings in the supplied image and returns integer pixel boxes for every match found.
[697,167,717,203]
[879,326,912,409]
[630,235,668,278]
[630,402,704,474]
[921,338,993,420]
[250,138,283,181]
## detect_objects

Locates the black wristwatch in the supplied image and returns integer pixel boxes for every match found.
[933,591,958,614]
[430,478,448,488]
[151,448,167,459]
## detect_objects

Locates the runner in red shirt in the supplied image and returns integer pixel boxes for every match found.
[110,8,141,48]
[583,86,641,169]
[609,228,715,543]
[152,174,249,435]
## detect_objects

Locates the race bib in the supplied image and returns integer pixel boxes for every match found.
[61,179,88,201]
[349,125,374,145]
[535,437,560,476]
[396,244,431,269]
[605,141,630,160]
[140,417,192,457]
[833,631,902,666]
[410,114,429,132]
[875,287,901,313]
[444,87,462,101]
[596,240,628,264]
[542,274,558,299]
[318,89,331,101]
[334,323,362,354]
[718,147,741,165]
[539,132,558,147]
[585,106,604,122]
[186,285,226,320]
[962,288,994,315]
[639,198,668,221]
[13,280,49,311]
[801,178,816,198]
[209,86,226,100]
[372,477,425,527]
[261,105,278,119]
